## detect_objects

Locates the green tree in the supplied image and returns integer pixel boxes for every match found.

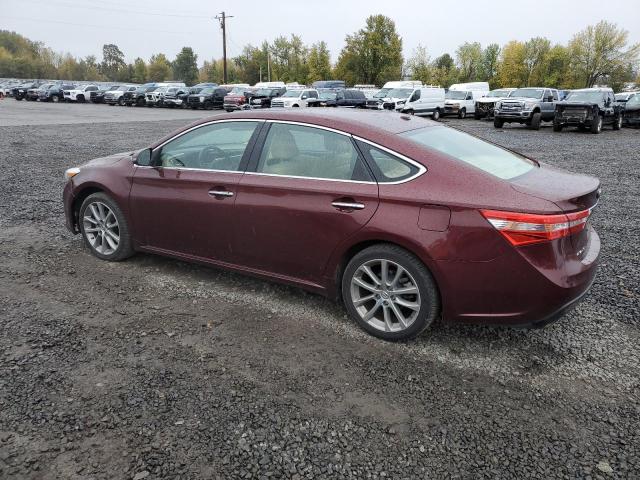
[497,40,527,87]
[147,53,171,82]
[132,57,147,83]
[100,43,125,80]
[334,15,403,86]
[569,21,640,87]
[406,45,434,84]
[172,47,198,85]
[456,42,483,82]
[307,41,332,83]
[543,45,571,88]
[481,43,501,87]
[431,53,457,87]
[523,37,551,86]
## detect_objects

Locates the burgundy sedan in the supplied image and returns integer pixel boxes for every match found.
[63,110,600,340]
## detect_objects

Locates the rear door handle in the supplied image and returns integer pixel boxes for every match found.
[332,201,365,210]
[208,189,234,197]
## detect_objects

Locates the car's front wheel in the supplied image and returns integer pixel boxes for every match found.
[591,115,603,134]
[613,114,622,130]
[342,245,440,341]
[432,108,440,121]
[79,193,134,262]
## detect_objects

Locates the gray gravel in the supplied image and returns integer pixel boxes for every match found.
[0,101,639,479]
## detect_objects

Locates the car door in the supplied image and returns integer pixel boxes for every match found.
[540,89,555,119]
[129,120,263,262]
[232,121,379,286]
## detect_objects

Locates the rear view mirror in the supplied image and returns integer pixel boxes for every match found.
[135,148,152,166]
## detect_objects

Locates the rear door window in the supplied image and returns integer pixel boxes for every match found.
[401,126,535,180]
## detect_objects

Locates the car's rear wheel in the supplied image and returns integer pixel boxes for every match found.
[117,97,125,106]
[432,109,440,121]
[79,193,134,262]
[458,108,466,119]
[591,115,603,134]
[342,245,440,341]
[613,114,622,130]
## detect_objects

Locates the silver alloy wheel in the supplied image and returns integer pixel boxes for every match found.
[83,201,120,255]
[350,259,421,333]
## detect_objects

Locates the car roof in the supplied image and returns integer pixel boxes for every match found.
[150,109,439,156]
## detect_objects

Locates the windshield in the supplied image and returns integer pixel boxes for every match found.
[199,88,215,94]
[283,90,303,98]
[255,89,272,95]
[108,86,121,91]
[401,126,535,180]
[386,88,413,99]
[511,88,543,99]
[373,88,390,99]
[319,92,337,100]
[445,91,467,100]
[614,93,630,101]
[487,89,511,98]
[565,91,603,102]
[230,87,245,94]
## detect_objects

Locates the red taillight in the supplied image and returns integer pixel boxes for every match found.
[480,209,591,246]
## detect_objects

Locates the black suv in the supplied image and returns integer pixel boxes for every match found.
[12,82,41,101]
[187,87,230,110]
[124,84,156,107]
[40,84,74,102]
[308,89,367,108]
[247,87,285,108]
[553,88,623,133]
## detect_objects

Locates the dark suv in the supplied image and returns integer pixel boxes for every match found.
[187,87,230,110]
[553,88,622,134]
[40,84,75,103]
[494,87,559,130]
[124,84,156,106]
[247,87,285,108]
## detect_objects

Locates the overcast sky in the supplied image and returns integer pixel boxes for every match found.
[3,0,640,66]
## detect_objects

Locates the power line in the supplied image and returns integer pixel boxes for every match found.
[8,0,211,19]
[3,16,204,35]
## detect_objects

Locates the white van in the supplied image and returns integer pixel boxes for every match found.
[398,86,445,120]
[443,82,490,118]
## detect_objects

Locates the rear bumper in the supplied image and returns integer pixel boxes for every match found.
[437,226,600,328]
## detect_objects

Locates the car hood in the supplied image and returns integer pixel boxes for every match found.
[476,97,504,103]
[555,101,598,108]
[502,97,540,103]
[81,151,134,168]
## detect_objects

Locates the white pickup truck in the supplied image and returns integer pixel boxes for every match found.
[63,85,99,103]
[104,85,137,106]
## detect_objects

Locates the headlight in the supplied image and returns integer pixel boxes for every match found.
[496,101,502,109]
[524,101,536,109]
[64,167,80,180]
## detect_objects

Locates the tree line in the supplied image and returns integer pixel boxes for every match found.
[1,16,638,90]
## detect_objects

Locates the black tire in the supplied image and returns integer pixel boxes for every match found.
[458,108,466,119]
[474,111,481,120]
[341,244,440,341]
[15,97,23,101]
[613,114,622,130]
[432,109,440,121]
[117,97,125,106]
[77,95,85,103]
[204,101,213,110]
[529,112,541,130]
[79,193,135,262]
[553,122,563,132]
[590,115,602,134]
[225,108,233,113]
[136,97,145,107]
[494,118,504,128]
[52,95,59,103]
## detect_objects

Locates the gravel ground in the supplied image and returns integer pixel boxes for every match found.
[0,102,639,479]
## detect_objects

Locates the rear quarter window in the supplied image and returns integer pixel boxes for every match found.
[400,126,535,180]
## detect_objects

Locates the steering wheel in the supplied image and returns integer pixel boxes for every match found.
[198,145,226,168]
[162,155,185,167]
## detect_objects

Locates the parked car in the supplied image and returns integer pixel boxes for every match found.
[271,89,319,108]
[553,88,622,133]
[105,85,137,106]
[11,82,40,101]
[26,83,52,101]
[621,93,640,127]
[494,87,560,130]
[443,82,490,118]
[40,83,74,102]
[162,87,190,108]
[145,86,170,107]
[308,89,368,108]
[615,91,638,105]
[398,86,445,120]
[366,81,423,110]
[223,86,254,112]
[62,110,601,341]
[247,87,286,108]
[63,84,99,102]
[186,86,230,110]
[474,88,516,119]
[0,81,20,98]
[124,84,154,106]
[311,80,346,90]
[90,86,112,104]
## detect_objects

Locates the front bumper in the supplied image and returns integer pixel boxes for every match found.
[63,181,78,234]
[495,110,534,121]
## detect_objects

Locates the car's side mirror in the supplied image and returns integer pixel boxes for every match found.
[301,95,308,100]
[135,148,152,166]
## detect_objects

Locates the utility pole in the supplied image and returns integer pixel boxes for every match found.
[215,12,233,84]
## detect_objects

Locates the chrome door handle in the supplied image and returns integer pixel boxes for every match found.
[208,190,234,197]
[332,201,365,210]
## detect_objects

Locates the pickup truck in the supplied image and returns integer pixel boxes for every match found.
[494,87,559,130]
[104,85,137,106]
[270,89,319,108]
[553,88,622,133]
[63,85,99,102]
